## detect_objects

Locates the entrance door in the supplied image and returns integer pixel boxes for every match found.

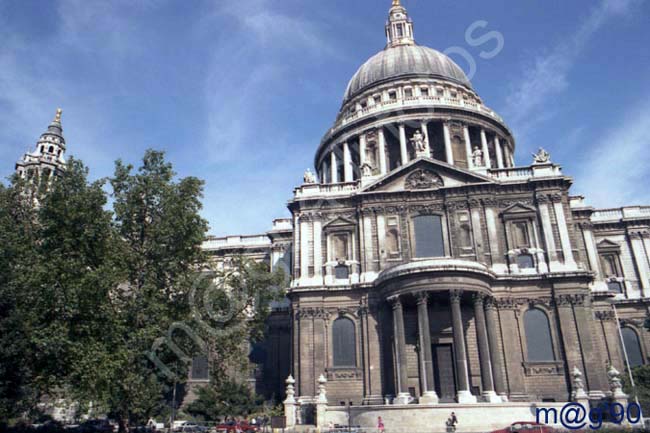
[432,343,457,402]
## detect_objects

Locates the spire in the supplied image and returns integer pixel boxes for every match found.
[15,107,67,180]
[54,108,62,123]
[386,0,415,48]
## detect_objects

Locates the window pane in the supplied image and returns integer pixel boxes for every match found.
[524,309,554,361]
[517,253,535,269]
[413,215,444,258]
[333,318,356,367]
[607,281,623,293]
[335,264,349,279]
[621,327,644,368]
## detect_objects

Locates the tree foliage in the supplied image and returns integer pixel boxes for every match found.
[186,381,262,422]
[0,150,283,429]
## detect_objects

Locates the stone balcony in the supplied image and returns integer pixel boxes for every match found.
[202,234,271,251]
[320,95,508,145]
[591,206,650,223]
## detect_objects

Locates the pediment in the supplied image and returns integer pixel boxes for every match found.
[501,203,537,215]
[360,157,494,194]
[323,216,356,229]
[597,239,620,250]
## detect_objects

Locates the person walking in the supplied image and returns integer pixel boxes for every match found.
[446,412,458,432]
[377,416,385,433]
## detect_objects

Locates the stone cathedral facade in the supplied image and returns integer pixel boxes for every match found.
[14,0,650,418]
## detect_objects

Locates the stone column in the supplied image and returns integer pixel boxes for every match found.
[571,295,608,396]
[629,232,650,294]
[378,127,387,175]
[484,202,507,273]
[463,125,474,169]
[330,151,338,184]
[399,123,408,165]
[480,129,492,168]
[497,299,527,400]
[552,196,577,269]
[421,121,430,156]
[416,292,438,404]
[390,296,411,404]
[443,122,454,164]
[359,133,367,167]
[473,294,499,402]
[313,218,323,283]
[450,290,476,403]
[299,217,310,282]
[581,223,601,277]
[494,137,504,169]
[537,196,560,271]
[343,142,353,182]
[484,298,508,400]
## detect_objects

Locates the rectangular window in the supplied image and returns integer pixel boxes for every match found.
[413,215,445,258]
[388,91,397,100]
[374,95,382,105]
[421,87,430,97]
[404,88,413,98]
[396,24,404,37]
[512,221,531,248]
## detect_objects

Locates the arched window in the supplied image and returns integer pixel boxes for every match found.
[412,215,444,258]
[524,309,554,361]
[621,327,644,367]
[332,317,356,367]
[48,146,54,153]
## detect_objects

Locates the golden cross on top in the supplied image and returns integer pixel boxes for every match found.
[54,108,62,122]
[392,0,401,6]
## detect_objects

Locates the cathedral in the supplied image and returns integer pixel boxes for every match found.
[14,0,650,430]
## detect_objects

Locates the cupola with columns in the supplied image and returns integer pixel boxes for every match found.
[314,0,515,185]
[15,108,67,181]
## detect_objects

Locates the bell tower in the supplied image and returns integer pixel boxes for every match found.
[15,108,67,181]
[385,0,415,48]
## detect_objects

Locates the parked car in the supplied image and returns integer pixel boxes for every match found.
[215,421,258,433]
[490,421,554,433]
[76,419,114,433]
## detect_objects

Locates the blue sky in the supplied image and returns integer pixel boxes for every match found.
[1,0,649,236]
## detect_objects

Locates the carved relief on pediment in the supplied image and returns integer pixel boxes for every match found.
[404,169,444,190]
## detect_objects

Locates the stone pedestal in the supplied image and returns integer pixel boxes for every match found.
[457,390,477,404]
[394,393,412,405]
[316,374,328,429]
[284,375,297,428]
[420,391,439,404]
[482,390,502,403]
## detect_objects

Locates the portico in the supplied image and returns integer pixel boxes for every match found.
[378,260,502,404]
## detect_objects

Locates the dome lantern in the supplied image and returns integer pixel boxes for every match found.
[386,0,415,48]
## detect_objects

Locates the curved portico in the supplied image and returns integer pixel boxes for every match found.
[376,259,503,404]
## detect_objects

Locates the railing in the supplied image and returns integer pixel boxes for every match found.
[592,206,650,222]
[294,181,360,199]
[488,167,534,181]
[202,234,271,250]
[334,95,506,131]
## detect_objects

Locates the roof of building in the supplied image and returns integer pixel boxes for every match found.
[343,44,472,104]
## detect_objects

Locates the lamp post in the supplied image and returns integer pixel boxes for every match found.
[606,295,644,421]
[346,400,352,432]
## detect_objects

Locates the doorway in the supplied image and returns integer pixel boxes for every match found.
[432,343,457,402]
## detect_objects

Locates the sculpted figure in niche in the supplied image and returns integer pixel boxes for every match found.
[472,146,484,167]
[411,130,428,155]
[360,162,373,177]
[303,168,316,184]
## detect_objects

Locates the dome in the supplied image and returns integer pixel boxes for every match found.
[343,45,472,104]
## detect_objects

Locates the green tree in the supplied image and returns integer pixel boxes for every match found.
[624,365,650,416]
[186,380,262,422]
[0,178,39,421]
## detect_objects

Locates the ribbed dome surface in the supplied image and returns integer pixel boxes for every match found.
[343,45,472,104]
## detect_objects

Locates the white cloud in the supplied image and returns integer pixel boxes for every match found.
[199,0,339,163]
[503,0,642,138]
[575,97,650,207]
